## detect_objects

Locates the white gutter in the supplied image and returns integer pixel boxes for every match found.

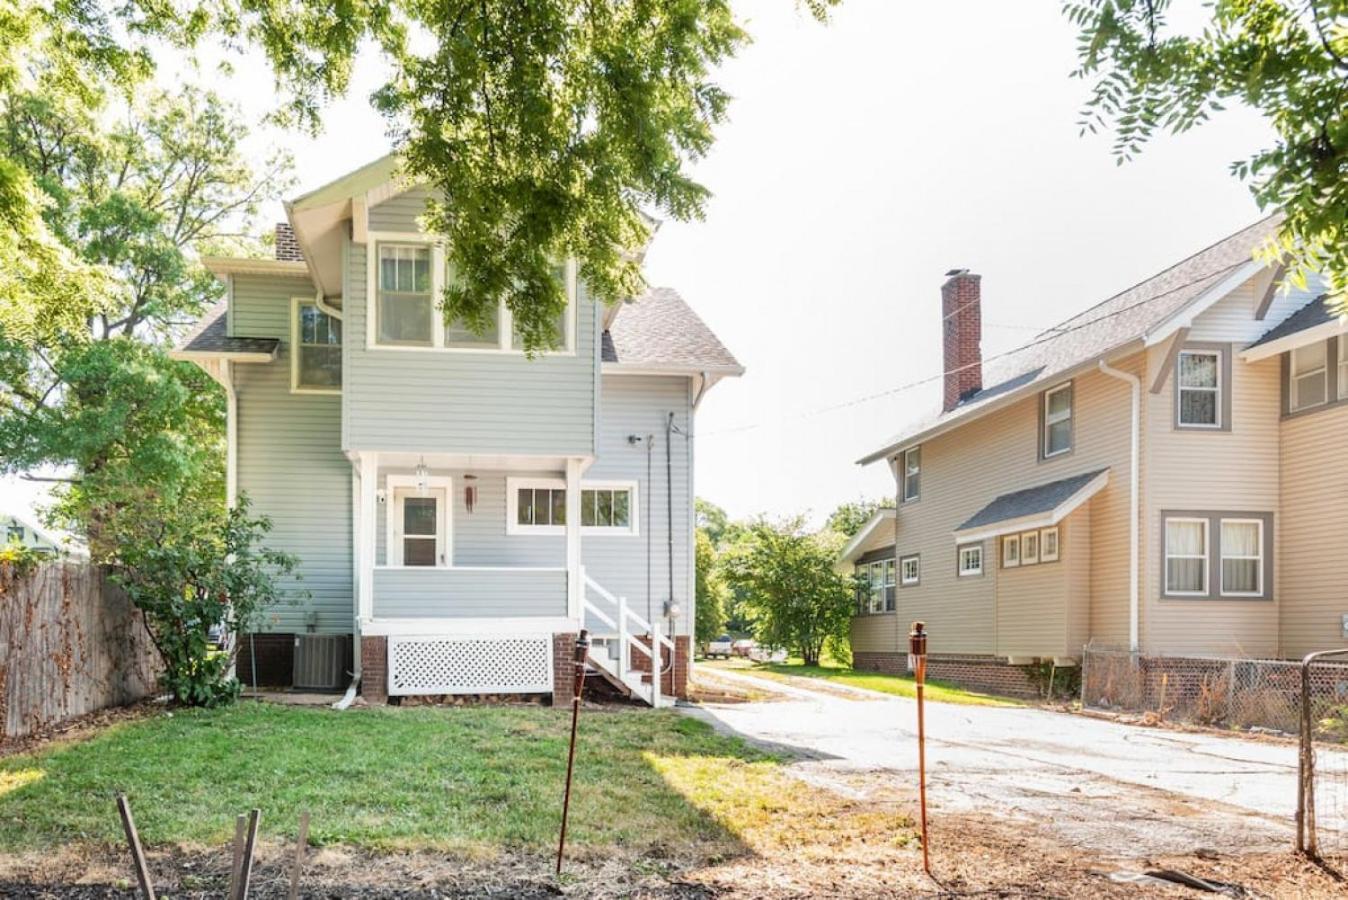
[314,288,343,321]
[1097,360,1140,652]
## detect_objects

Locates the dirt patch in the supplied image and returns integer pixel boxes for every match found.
[0,700,163,759]
[688,671,787,704]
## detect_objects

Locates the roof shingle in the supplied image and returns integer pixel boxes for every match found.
[175,301,280,357]
[956,468,1109,533]
[1246,294,1333,349]
[604,287,742,373]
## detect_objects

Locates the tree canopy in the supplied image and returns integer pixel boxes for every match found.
[825,496,894,539]
[1067,0,1348,303]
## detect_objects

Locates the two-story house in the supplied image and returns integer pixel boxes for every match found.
[845,216,1346,696]
[173,155,741,706]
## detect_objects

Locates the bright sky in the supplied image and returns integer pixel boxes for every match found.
[2,0,1276,529]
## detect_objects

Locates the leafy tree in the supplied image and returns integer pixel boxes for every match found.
[696,497,730,547]
[1067,0,1348,304]
[825,496,894,539]
[107,495,299,706]
[720,517,854,665]
[694,529,727,645]
[11,1,838,352]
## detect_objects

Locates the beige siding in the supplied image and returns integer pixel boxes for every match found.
[1279,403,1348,657]
[848,515,897,654]
[1066,507,1093,658]
[996,539,1066,658]
[1188,274,1324,345]
[1141,341,1281,656]
[885,356,1140,657]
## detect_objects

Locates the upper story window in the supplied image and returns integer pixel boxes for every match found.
[1042,382,1073,458]
[1177,350,1220,428]
[377,244,434,346]
[902,447,920,502]
[1290,341,1328,411]
[371,241,575,353]
[292,300,342,393]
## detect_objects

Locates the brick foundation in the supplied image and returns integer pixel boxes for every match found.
[361,636,389,704]
[236,633,294,687]
[628,634,690,700]
[853,651,1041,699]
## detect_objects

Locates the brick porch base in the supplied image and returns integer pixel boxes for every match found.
[360,635,389,704]
[853,651,1040,699]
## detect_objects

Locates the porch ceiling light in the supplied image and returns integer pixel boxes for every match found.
[415,457,429,496]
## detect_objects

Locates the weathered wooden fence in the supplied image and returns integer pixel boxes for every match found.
[0,561,159,740]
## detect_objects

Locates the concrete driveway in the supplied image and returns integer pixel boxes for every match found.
[684,668,1348,859]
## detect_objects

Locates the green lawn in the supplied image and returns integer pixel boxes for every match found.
[701,658,1023,707]
[0,701,908,858]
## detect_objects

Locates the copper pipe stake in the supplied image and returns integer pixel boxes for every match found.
[909,621,931,878]
[556,629,590,875]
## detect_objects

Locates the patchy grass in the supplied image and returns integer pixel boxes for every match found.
[0,700,880,858]
[702,658,1023,707]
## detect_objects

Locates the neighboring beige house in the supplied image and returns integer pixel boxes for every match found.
[0,513,81,557]
[845,216,1347,693]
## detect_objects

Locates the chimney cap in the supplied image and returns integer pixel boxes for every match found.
[944,268,972,277]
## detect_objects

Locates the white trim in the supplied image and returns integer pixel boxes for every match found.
[902,447,921,502]
[1164,516,1210,597]
[1042,382,1073,457]
[953,469,1110,543]
[1040,526,1060,562]
[577,480,641,536]
[505,477,641,536]
[900,554,920,585]
[506,477,568,536]
[837,508,896,564]
[290,296,343,395]
[1241,317,1348,362]
[1097,360,1140,651]
[1176,348,1222,428]
[565,460,582,620]
[362,617,577,637]
[372,565,566,572]
[201,257,311,279]
[386,474,452,567]
[957,543,983,577]
[171,349,278,364]
[1002,534,1020,568]
[358,453,378,619]
[1289,341,1330,412]
[1143,259,1265,347]
[1021,530,1040,565]
[1219,517,1264,597]
[601,362,746,377]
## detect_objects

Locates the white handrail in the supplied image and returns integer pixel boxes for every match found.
[584,575,674,652]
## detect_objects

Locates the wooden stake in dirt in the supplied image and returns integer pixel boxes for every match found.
[908,621,931,878]
[235,808,261,900]
[556,628,590,875]
[115,793,156,900]
[288,811,311,900]
[229,814,246,900]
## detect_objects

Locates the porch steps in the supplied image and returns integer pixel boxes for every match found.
[581,572,676,709]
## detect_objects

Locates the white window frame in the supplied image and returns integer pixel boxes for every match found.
[506,477,639,536]
[957,544,983,577]
[290,297,342,395]
[882,558,896,610]
[1219,517,1264,598]
[1042,382,1073,458]
[1002,534,1020,568]
[1339,334,1348,401]
[1176,349,1222,428]
[1290,342,1329,412]
[385,474,452,568]
[1164,516,1209,597]
[902,447,920,502]
[900,554,920,586]
[366,233,576,355]
[1040,526,1059,562]
[1021,530,1039,565]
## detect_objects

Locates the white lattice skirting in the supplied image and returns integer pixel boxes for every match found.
[387,634,554,696]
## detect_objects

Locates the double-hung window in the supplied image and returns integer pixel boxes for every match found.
[1164,518,1208,596]
[292,300,342,392]
[377,244,434,346]
[883,559,897,610]
[900,554,920,586]
[1042,383,1073,457]
[957,544,983,577]
[1220,519,1263,597]
[1290,342,1328,412]
[1177,350,1220,427]
[902,447,921,502]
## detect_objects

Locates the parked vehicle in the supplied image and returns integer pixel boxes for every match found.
[706,634,734,659]
[732,638,757,658]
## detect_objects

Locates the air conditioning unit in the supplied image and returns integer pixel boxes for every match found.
[293,634,348,691]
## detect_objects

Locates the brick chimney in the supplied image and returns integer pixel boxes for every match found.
[275,222,303,262]
[941,268,982,411]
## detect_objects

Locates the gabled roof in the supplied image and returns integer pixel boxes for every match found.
[603,287,744,375]
[1247,295,1333,349]
[859,215,1283,465]
[954,469,1109,541]
[171,301,279,361]
[838,507,896,565]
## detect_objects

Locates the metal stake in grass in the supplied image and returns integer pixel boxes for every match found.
[908,621,932,878]
[556,629,590,875]
[115,793,156,900]
[288,811,311,900]
[235,808,261,900]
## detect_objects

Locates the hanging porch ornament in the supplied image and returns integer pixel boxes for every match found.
[463,474,478,513]
[414,457,429,496]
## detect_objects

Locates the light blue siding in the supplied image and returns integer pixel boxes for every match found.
[368,186,431,232]
[582,375,694,636]
[232,273,353,634]
[372,567,566,618]
[345,190,598,455]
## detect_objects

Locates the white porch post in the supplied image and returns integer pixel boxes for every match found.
[566,457,582,621]
[358,452,378,621]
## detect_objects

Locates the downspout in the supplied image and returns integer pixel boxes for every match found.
[1097,359,1140,653]
[314,289,343,321]
[334,460,362,709]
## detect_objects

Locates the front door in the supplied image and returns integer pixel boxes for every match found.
[392,487,447,566]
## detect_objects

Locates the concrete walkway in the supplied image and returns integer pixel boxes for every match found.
[685,667,1348,858]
